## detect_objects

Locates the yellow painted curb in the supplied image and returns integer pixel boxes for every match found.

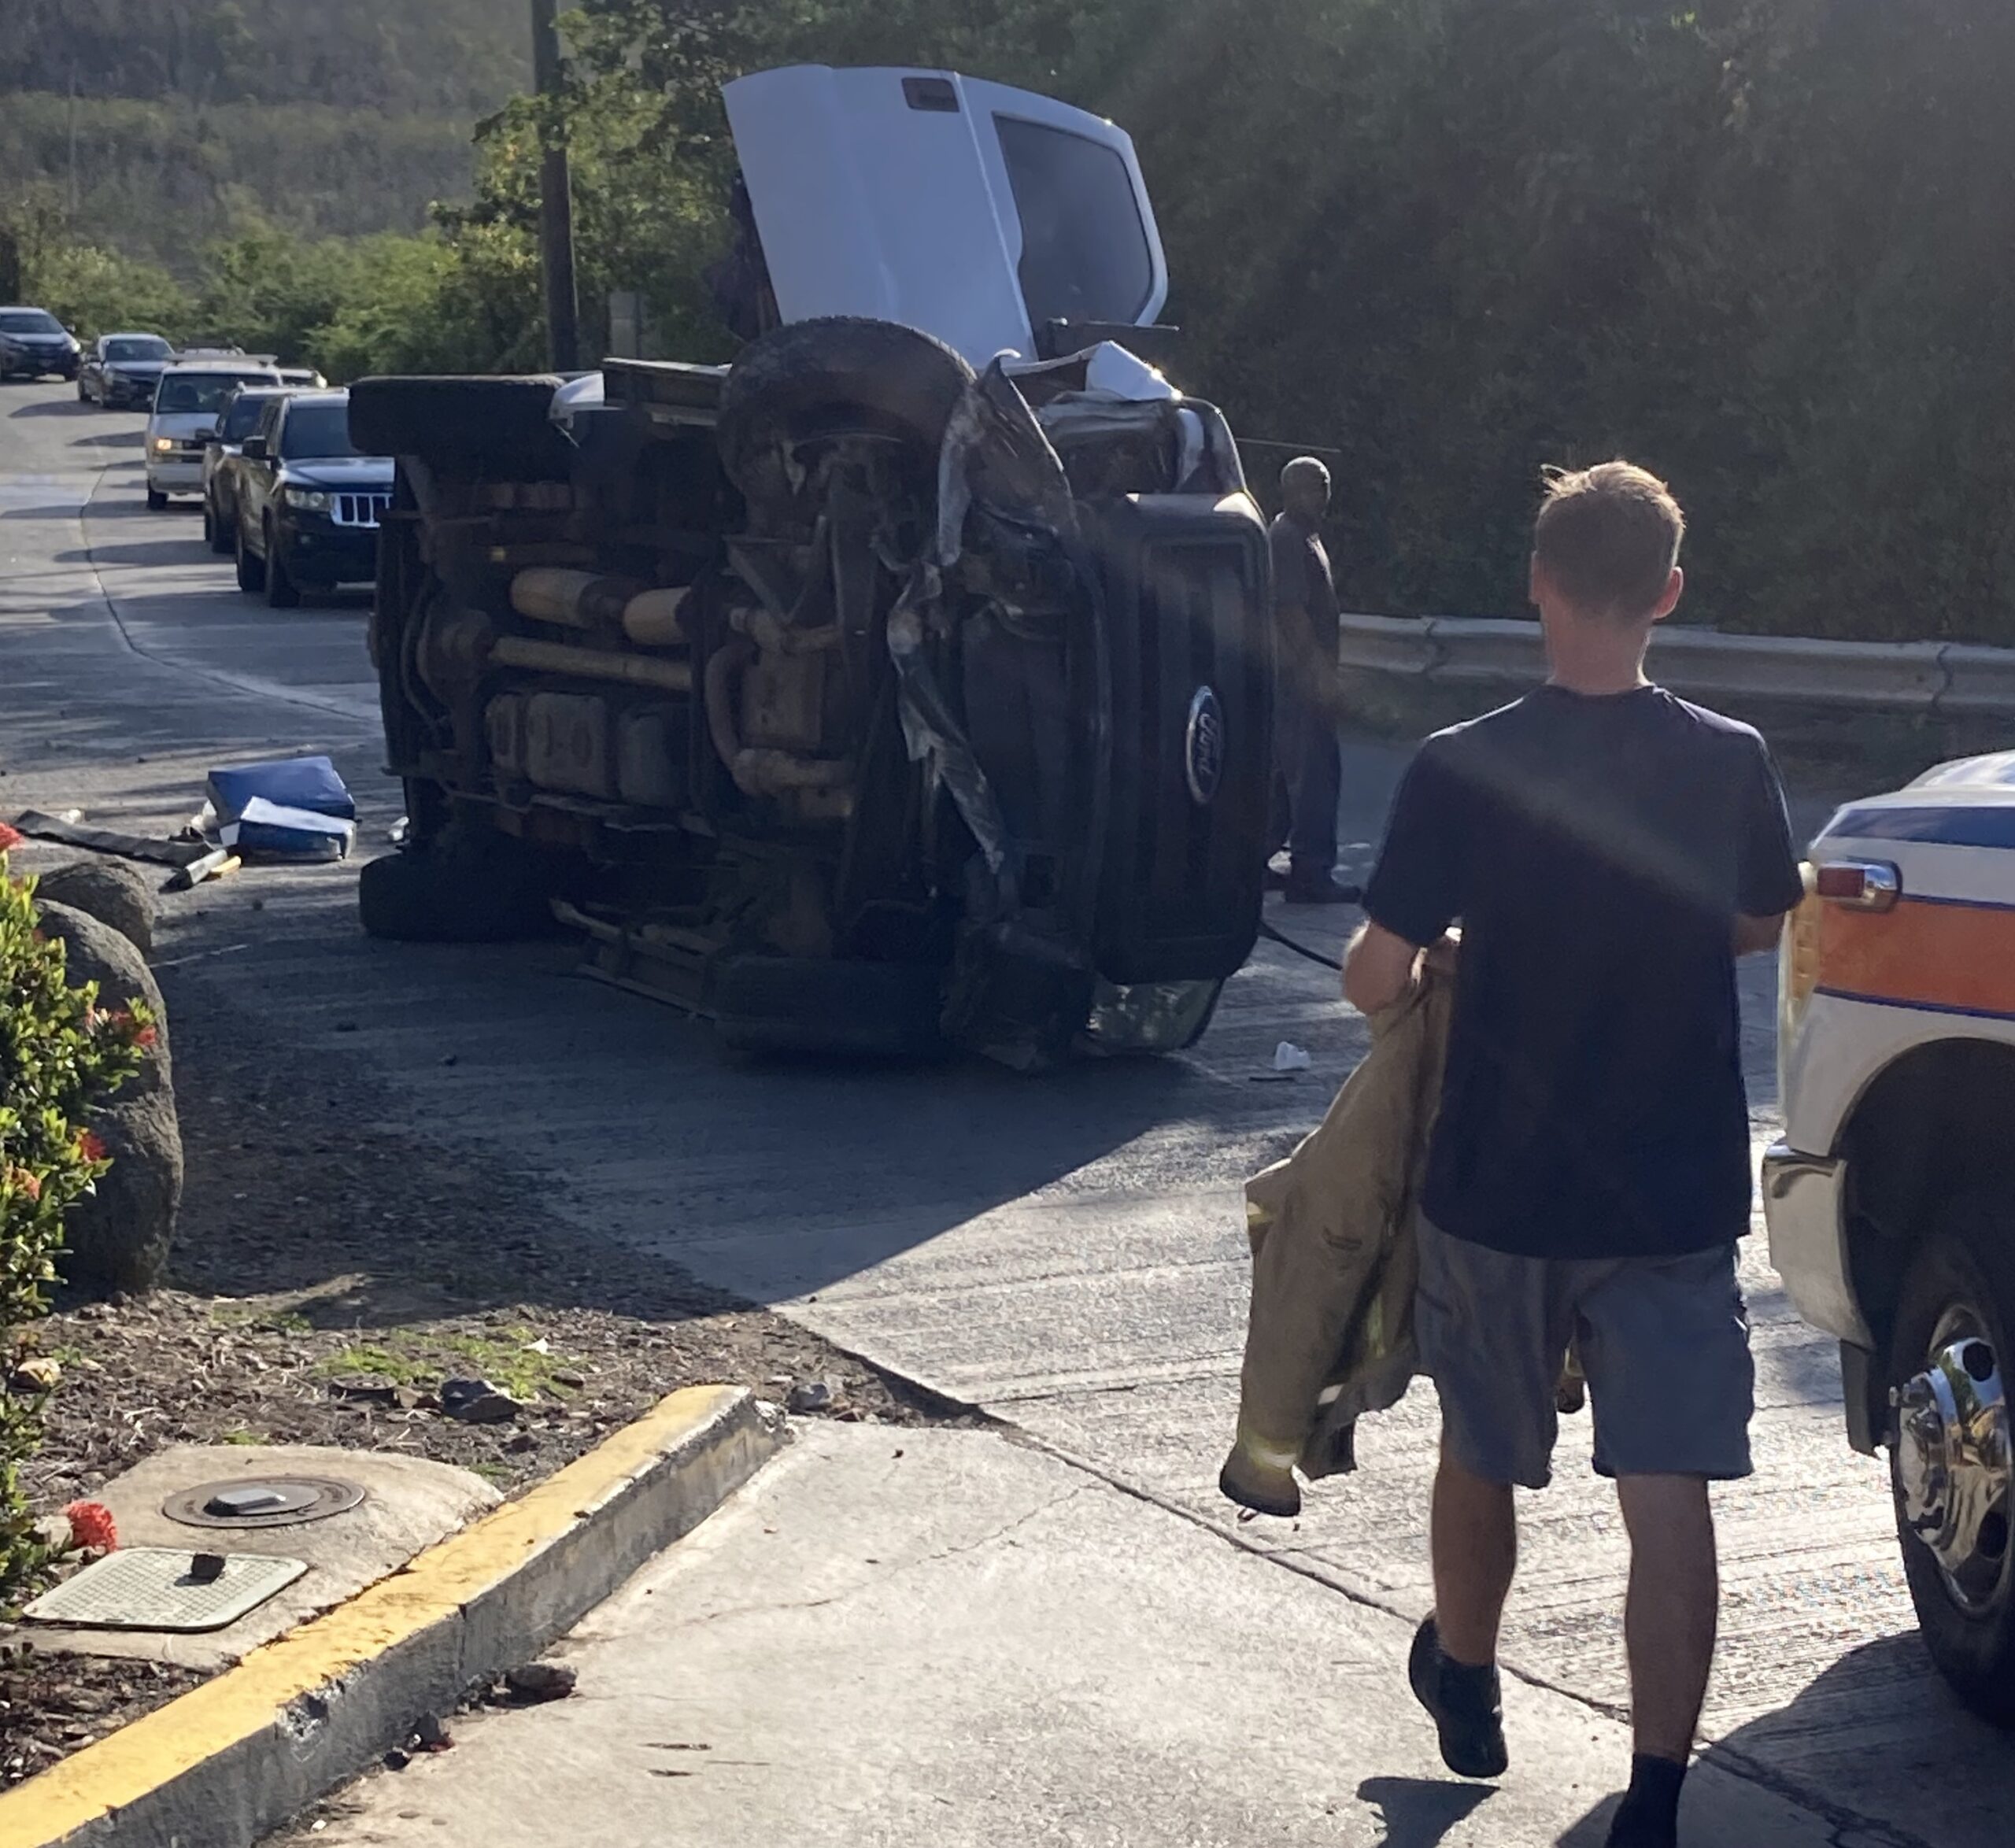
[0,1384,763,1848]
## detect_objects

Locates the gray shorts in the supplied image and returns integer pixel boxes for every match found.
[1415,1218,1754,1491]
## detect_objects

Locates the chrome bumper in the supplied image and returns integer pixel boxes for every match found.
[1762,1142,1873,1348]
[146,459,204,492]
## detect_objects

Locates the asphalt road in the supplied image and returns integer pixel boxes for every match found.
[5,380,2010,1846]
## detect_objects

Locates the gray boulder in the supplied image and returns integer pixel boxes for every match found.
[61,1088,183,1295]
[32,859,156,957]
[33,900,181,1295]
[34,900,171,1095]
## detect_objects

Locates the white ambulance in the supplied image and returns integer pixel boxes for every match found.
[1769,753,2015,1720]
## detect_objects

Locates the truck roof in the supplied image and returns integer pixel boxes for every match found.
[724,65,1168,369]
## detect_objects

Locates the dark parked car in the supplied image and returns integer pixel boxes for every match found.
[79,332,175,407]
[202,386,290,553]
[233,390,393,608]
[0,307,81,381]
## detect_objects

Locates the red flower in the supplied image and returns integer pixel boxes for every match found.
[6,1166,39,1203]
[61,1501,118,1554]
[76,1129,107,1164]
[98,1009,154,1049]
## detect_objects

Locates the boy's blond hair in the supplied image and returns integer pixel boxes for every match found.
[1533,461,1685,623]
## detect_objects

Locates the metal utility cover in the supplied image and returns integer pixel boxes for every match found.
[163,1474,367,1529]
[24,1548,308,1633]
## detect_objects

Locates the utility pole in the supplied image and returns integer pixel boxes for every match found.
[68,68,80,220]
[530,0,580,372]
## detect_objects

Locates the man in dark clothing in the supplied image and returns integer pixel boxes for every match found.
[1269,456,1351,903]
[1343,463,1804,1848]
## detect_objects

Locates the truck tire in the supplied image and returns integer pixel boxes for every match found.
[1888,1205,2015,1725]
[264,519,301,608]
[347,375,571,477]
[714,955,945,1059]
[146,487,167,511]
[235,518,265,593]
[715,316,974,505]
[358,830,568,945]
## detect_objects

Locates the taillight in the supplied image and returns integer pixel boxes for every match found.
[1784,881,1824,1012]
[1781,857,1902,1092]
[1814,859,1901,911]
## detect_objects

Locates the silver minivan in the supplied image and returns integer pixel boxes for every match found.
[144,357,281,508]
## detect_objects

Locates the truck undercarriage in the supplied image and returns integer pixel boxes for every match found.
[351,318,1273,1066]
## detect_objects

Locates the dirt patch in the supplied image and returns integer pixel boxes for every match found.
[0,1649,201,1790]
[6,967,972,1786]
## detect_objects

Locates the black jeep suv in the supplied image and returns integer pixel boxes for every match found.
[232,390,394,608]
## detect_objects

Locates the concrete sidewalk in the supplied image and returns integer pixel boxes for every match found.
[295,1427,1836,1848]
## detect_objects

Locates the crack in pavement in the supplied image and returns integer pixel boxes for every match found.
[1003,1430,1943,1848]
[663,1480,1086,1635]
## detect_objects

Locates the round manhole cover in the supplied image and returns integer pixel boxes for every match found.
[162,1476,368,1529]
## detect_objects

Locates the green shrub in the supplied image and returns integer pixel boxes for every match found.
[0,861,149,1610]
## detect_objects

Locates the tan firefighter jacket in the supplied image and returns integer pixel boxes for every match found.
[1233,967,1452,1480]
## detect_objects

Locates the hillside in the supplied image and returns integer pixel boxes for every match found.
[0,0,529,264]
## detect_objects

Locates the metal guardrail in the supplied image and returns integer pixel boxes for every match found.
[1337,613,2015,718]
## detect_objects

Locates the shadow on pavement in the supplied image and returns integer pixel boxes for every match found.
[1357,1776,1494,1845]
[6,395,94,419]
[1695,1629,2015,1848]
[57,539,209,568]
[1554,1794,1621,1846]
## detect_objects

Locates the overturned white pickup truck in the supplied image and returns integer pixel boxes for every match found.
[349,65,1273,1066]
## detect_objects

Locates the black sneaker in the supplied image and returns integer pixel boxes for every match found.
[1408,1616,1508,1780]
[1282,872,1357,905]
[1604,1805,1679,1848]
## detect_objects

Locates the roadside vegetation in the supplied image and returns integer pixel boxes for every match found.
[6,0,2013,643]
[0,867,149,1610]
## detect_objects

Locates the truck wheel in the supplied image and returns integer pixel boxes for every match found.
[264,522,302,608]
[358,830,567,944]
[346,375,571,478]
[715,316,974,506]
[234,517,266,593]
[146,487,167,512]
[714,955,945,1059]
[1889,1207,2015,1725]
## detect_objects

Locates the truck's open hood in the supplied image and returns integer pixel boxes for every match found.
[723,65,1169,370]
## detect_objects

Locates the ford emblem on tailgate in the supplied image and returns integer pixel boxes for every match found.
[1184,686,1225,806]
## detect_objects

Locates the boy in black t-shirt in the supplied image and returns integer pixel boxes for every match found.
[1343,463,1803,1848]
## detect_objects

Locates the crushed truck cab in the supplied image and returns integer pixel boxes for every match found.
[350,67,1272,1068]
[1769,752,2015,1722]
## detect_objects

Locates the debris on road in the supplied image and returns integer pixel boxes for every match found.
[185,756,359,865]
[168,847,241,890]
[9,811,208,870]
[503,1661,578,1703]
[1272,1040,1313,1073]
[224,798,353,863]
[205,756,355,830]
